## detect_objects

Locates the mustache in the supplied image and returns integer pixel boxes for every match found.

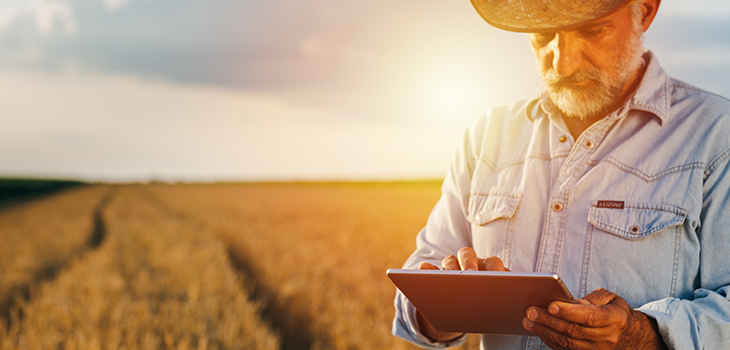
[543,68,604,90]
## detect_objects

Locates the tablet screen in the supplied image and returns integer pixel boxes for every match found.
[388,269,575,335]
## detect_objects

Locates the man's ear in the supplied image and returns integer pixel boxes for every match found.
[640,0,661,32]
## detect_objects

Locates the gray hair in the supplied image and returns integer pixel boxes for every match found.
[630,0,644,26]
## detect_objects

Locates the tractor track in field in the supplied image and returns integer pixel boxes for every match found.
[3,186,318,350]
[141,188,317,350]
[1,187,116,328]
[224,244,316,350]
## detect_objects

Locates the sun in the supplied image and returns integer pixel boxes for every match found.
[430,77,475,114]
[420,64,481,117]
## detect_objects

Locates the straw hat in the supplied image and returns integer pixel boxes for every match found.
[471,0,637,33]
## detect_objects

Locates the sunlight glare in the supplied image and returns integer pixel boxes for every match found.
[428,74,477,115]
[405,54,487,121]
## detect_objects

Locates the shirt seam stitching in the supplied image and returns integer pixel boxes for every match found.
[590,203,688,216]
[477,152,570,172]
[671,80,730,103]
[592,221,679,237]
[589,157,704,182]
[704,147,730,179]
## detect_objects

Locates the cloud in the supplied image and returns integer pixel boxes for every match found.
[1,0,729,110]
[3,0,729,182]
[0,0,77,36]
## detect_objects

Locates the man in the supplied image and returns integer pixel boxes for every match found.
[392,0,730,349]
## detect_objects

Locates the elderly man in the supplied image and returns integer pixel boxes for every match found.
[392,0,730,349]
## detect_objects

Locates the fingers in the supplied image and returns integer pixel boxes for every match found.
[457,247,479,271]
[524,302,630,349]
[547,289,627,328]
[443,249,508,272]
[479,256,510,271]
[576,298,591,305]
[525,290,639,350]
[442,248,508,272]
[581,288,617,306]
[523,306,606,344]
[523,315,594,350]
[543,301,615,328]
[418,262,440,270]
[441,255,461,270]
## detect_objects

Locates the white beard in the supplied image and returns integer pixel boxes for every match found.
[539,22,645,119]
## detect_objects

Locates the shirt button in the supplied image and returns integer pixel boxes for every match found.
[585,140,595,149]
[552,202,564,212]
[630,225,641,234]
[559,136,567,143]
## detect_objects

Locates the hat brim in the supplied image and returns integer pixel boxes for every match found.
[470,0,637,33]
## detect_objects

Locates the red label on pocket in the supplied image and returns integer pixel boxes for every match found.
[597,200,625,209]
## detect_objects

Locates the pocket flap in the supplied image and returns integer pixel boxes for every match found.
[588,202,687,240]
[468,192,522,225]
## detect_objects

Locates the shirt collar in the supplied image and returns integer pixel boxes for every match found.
[525,50,670,126]
[625,50,670,125]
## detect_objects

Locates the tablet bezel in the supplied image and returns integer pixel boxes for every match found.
[387,269,575,335]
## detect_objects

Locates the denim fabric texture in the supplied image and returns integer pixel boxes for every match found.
[392,51,730,350]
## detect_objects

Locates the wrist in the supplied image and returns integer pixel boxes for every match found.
[627,310,668,350]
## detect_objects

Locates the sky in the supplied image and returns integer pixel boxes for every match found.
[1,0,729,182]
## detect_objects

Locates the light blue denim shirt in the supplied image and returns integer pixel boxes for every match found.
[393,51,730,350]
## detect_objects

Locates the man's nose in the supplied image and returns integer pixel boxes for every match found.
[550,32,583,77]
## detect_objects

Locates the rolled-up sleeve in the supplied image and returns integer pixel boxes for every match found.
[638,287,730,349]
[637,144,730,349]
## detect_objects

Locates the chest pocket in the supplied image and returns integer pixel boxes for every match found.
[588,203,687,240]
[467,192,522,261]
[584,202,687,305]
[467,192,521,225]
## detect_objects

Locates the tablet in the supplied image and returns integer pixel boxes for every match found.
[387,269,575,335]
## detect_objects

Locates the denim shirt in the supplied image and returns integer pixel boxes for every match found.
[392,51,730,350]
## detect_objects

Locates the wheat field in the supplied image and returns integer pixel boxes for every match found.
[0,183,480,350]
[0,186,109,322]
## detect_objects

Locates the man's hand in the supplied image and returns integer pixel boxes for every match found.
[416,248,509,342]
[418,247,510,272]
[522,288,668,350]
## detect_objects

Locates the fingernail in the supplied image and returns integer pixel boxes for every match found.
[527,308,538,321]
[549,304,559,314]
[522,317,532,330]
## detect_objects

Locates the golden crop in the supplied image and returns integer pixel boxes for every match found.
[0,182,479,349]
[0,186,109,321]
[1,187,278,350]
